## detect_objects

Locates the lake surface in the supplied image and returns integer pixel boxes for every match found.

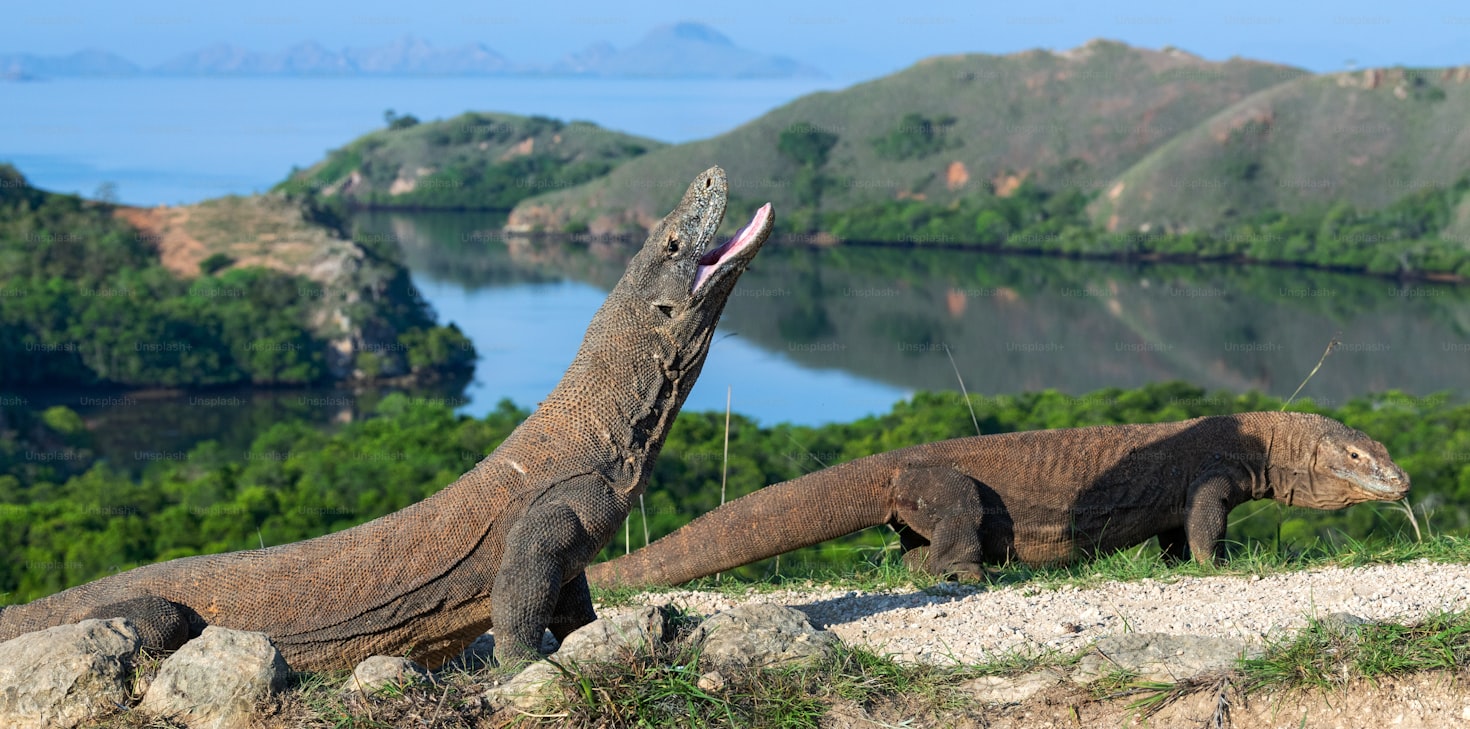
[0,75,848,206]
[6,74,1468,465]
[361,212,1470,424]
[18,212,1470,470]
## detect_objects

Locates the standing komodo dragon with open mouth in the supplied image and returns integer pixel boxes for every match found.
[0,167,773,671]
[587,412,1409,587]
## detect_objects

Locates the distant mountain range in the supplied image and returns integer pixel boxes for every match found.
[0,23,823,80]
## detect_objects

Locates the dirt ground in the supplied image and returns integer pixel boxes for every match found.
[845,669,1470,729]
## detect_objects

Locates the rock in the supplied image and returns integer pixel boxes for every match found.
[963,666,1069,704]
[1318,612,1371,636]
[481,608,669,711]
[481,661,561,711]
[697,671,725,692]
[691,603,840,670]
[139,626,290,729]
[1072,633,1258,685]
[0,619,141,729]
[339,655,431,694]
[556,606,670,665]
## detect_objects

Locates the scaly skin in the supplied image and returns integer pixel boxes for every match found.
[587,412,1409,587]
[0,167,773,671]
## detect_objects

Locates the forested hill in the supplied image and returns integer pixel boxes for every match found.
[275,112,663,212]
[499,41,1470,279]
[0,164,473,388]
[1091,66,1470,236]
[504,40,1304,236]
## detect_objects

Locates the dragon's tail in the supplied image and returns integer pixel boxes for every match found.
[587,454,892,588]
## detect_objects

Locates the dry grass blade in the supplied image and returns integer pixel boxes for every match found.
[1281,333,1340,410]
[1392,498,1424,542]
[943,344,981,436]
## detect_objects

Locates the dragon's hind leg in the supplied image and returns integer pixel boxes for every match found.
[78,595,195,651]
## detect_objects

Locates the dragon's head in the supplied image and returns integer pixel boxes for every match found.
[615,165,772,370]
[1272,414,1409,509]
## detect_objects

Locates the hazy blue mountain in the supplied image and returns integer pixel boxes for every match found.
[340,35,513,75]
[153,42,274,75]
[153,35,513,75]
[0,49,139,78]
[7,23,822,79]
[554,22,825,78]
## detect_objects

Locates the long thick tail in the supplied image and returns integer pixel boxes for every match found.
[586,454,894,588]
[0,601,45,643]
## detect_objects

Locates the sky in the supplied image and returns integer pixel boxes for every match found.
[3,0,1469,80]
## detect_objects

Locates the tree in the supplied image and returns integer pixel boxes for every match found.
[383,109,419,131]
[778,123,841,230]
[777,124,839,168]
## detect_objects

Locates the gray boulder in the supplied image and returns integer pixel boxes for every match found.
[481,661,562,712]
[963,666,1069,704]
[557,606,670,664]
[1318,611,1371,637]
[1072,632,1259,685]
[0,618,141,729]
[482,607,671,711]
[139,626,290,729]
[691,603,839,670]
[339,655,432,694]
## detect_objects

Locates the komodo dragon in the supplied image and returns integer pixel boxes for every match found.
[586,412,1408,587]
[0,167,773,671]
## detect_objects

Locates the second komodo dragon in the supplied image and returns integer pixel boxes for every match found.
[587,412,1408,587]
[0,167,773,671]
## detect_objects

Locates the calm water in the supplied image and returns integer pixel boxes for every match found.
[363,212,1470,423]
[6,75,1469,462]
[20,212,1470,468]
[0,76,846,206]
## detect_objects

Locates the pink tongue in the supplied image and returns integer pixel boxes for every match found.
[692,203,771,293]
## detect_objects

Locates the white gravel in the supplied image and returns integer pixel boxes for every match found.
[610,560,1470,665]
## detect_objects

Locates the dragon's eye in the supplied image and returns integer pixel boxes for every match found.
[667,237,680,255]
[1350,452,1359,459]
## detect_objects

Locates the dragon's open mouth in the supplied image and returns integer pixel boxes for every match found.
[692,202,772,293]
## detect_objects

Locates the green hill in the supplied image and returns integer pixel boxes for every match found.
[506,40,1303,235]
[0,164,474,387]
[277,112,663,212]
[1091,66,1470,235]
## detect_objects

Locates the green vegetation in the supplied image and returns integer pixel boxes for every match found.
[538,636,977,727]
[504,42,1304,236]
[502,45,1470,277]
[3,381,1466,604]
[1242,610,1470,692]
[871,112,960,161]
[0,165,474,388]
[277,111,663,211]
[777,122,841,231]
[817,173,1470,278]
[0,165,323,386]
[196,252,234,275]
[382,108,420,131]
[1093,68,1470,236]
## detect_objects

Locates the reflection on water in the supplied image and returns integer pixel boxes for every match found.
[19,211,1468,466]
[361,210,1470,422]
